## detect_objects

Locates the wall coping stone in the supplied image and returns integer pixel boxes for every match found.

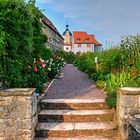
[0,88,35,96]
[118,87,140,95]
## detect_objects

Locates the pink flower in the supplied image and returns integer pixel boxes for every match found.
[34,67,38,72]
[42,64,46,68]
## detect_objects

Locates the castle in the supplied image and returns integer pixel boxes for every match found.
[62,24,102,55]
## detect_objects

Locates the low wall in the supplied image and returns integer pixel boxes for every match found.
[0,88,38,140]
[117,87,140,139]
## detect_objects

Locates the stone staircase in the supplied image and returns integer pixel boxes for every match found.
[34,99,118,140]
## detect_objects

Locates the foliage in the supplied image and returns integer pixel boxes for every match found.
[0,0,67,93]
[0,0,35,88]
[53,50,76,64]
[26,61,48,93]
[75,35,140,108]
[105,92,116,108]
[75,52,96,78]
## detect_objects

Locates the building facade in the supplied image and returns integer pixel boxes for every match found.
[72,32,102,54]
[62,25,102,54]
[41,15,64,50]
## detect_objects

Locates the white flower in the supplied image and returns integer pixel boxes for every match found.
[48,68,51,71]
[34,58,36,63]
[40,58,44,63]
[42,64,46,68]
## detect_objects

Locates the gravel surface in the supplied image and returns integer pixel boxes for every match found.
[43,64,106,99]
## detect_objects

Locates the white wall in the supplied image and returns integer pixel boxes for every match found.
[64,45,72,52]
[72,44,95,54]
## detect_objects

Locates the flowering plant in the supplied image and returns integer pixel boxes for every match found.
[26,56,66,94]
[26,58,48,93]
[131,68,140,80]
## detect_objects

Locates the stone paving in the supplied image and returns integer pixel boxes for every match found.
[44,64,106,99]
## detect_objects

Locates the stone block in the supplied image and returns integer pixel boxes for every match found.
[137,96,140,107]
[0,88,36,140]
[120,95,138,108]
[0,97,12,107]
[17,130,32,138]
[32,114,38,128]
[117,87,140,129]
[16,119,32,130]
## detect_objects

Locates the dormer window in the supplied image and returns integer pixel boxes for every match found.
[85,38,89,41]
[77,38,81,42]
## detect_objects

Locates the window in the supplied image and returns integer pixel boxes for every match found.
[48,37,51,42]
[76,51,81,56]
[77,44,81,47]
[85,38,89,41]
[77,38,81,42]
[87,44,90,47]
[66,47,69,50]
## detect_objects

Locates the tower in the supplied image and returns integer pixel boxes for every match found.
[62,24,72,52]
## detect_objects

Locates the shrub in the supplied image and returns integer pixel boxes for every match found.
[75,35,140,108]
[26,62,48,93]
[106,92,117,108]
[0,0,57,93]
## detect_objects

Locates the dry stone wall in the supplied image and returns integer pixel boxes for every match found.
[0,88,38,140]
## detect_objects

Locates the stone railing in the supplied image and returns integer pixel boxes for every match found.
[0,88,38,140]
[117,87,140,139]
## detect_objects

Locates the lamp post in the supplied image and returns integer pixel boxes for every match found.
[95,57,98,72]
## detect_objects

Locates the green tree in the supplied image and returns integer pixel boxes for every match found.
[0,0,48,88]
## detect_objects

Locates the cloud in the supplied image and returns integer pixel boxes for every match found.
[39,0,140,45]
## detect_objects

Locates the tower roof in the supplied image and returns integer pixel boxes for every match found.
[63,24,72,36]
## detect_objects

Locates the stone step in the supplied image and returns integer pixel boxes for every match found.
[34,136,117,140]
[40,99,108,110]
[35,122,117,137]
[38,109,114,122]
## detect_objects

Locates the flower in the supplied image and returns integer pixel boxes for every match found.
[42,64,46,68]
[48,68,51,71]
[28,66,31,69]
[34,67,38,72]
[133,69,137,75]
[36,59,42,65]
[34,58,36,63]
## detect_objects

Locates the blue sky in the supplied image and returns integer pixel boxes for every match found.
[35,0,140,48]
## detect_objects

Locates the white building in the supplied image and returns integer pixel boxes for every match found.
[62,25,102,54]
[72,31,102,55]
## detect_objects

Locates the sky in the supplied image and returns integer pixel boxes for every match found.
[35,0,140,49]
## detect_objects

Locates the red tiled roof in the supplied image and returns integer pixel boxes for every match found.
[73,31,101,46]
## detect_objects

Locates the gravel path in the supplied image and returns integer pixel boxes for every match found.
[43,64,106,99]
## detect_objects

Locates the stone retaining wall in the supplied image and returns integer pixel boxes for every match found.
[0,88,38,140]
[117,87,140,139]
